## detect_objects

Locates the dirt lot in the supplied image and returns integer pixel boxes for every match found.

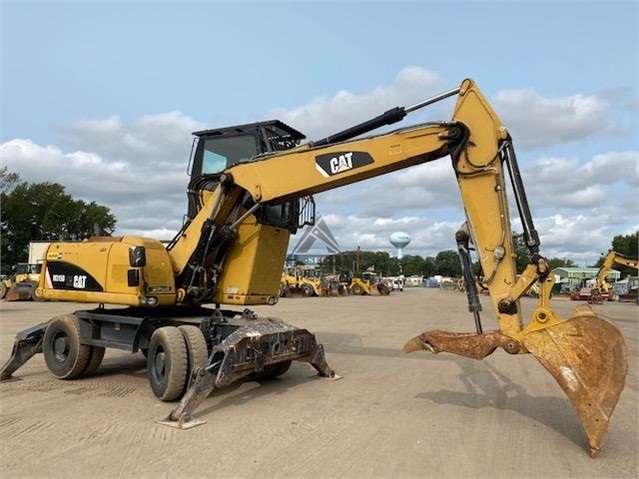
[0,289,637,479]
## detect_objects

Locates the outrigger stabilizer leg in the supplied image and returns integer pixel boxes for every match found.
[0,321,49,382]
[160,325,341,429]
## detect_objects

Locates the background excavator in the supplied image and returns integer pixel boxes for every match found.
[589,250,639,304]
[0,79,628,457]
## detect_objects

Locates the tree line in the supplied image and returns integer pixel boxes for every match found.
[1,167,116,274]
[316,231,638,279]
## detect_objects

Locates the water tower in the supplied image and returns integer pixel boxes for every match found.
[389,231,411,260]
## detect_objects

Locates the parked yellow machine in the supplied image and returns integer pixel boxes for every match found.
[3,263,42,301]
[0,276,12,299]
[280,265,325,297]
[0,79,628,457]
[324,270,391,296]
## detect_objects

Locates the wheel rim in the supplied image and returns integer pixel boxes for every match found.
[52,332,70,363]
[151,347,166,382]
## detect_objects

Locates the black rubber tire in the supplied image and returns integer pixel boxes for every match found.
[43,315,92,379]
[29,282,44,302]
[250,360,292,381]
[0,283,7,299]
[301,284,314,297]
[83,346,106,376]
[352,285,364,295]
[147,327,188,401]
[178,325,209,374]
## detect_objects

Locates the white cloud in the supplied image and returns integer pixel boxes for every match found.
[269,67,444,140]
[494,89,612,149]
[521,151,639,210]
[65,111,206,166]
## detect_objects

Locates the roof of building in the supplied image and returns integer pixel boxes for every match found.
[551,267,621,279]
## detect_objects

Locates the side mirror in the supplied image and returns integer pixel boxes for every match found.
[129,246,146,267]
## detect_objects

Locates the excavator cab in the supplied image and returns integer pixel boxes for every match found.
[185,120,314,232]
[173,120,317,305]
[190,120,306,177]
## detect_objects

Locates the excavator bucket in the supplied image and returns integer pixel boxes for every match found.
[4,282,33,301]
[403,305,627,457]
[522,305,627,458]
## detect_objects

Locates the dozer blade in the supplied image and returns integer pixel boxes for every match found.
[522,306,627,458]
[373,283,391,296]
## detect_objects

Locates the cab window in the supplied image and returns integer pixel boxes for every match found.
[200,135,258,174]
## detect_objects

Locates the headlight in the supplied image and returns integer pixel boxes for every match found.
[142,296,159,307]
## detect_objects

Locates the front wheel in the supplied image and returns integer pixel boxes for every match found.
[29,282,38,301]
[147,327,188,401]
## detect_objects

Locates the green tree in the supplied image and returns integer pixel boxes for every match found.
[399,254,425,276]
[512,232,532,274]
[434,250,462,277]
[0,167,20,194]
[318,250,404,276]
[611,232,638,259]
[422,256,436,277]
[1,181,116,274]
[548,257,577,270]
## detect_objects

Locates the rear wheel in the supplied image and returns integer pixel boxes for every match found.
[178,325,209,374]
[147,327,188,401]
[351,284,364,295]
[43,315,91,379]
[0,283,7,299]
[83,346,106,376]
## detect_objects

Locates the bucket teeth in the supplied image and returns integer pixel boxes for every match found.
[403,330,516,360]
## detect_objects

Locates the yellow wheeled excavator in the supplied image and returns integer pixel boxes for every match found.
[0,79,627,457]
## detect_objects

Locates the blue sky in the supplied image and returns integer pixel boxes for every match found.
[1,0,638,266]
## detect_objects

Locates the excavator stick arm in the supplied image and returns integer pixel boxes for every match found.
[399,80,628,456]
